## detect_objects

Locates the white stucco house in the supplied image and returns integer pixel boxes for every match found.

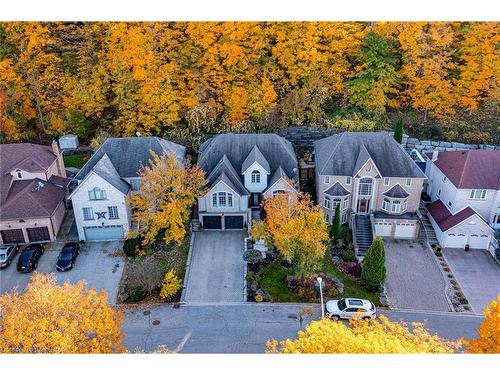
[425,150,500,253]
[69,137,185,241]
[196,133,299,230]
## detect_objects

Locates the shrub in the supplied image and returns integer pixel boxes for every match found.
[159,269,183,300]
[125,288,146,303]
[255,294,263,303]
[127,256,164,295]
[124,236,143,258]
[361,237,386,292]
[339,262,362,278]
[459,298,469,305]
[244,250,264,264]
[341,250,356,263]
[331,205,342,240]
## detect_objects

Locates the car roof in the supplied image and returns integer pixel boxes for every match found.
[346,298,371,308]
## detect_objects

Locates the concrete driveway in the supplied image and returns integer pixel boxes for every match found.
[443,248,500,314]
[183,231,246,303]
[384,239,450,311]
[0,241,124,304]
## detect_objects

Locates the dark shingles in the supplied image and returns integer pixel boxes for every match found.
[206,155,248,195]
[241,145,271,173]
[382,184,410,198]
[427,199,486,232]
[324,182,350,196]
[0,143,57,174]
[91,154,130,195]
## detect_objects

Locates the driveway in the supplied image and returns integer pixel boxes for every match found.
[0,241,124,304]
[443,248,500,314]
[183,231,246,303]
[384,239,450,311]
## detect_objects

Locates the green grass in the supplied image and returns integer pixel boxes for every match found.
[258,253,380,305]
[63,154,89,168]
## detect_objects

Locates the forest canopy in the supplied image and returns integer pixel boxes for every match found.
[0,22,498,146]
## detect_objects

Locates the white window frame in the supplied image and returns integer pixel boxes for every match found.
[212,193,218,207]
[437,189,441,197]
[272,189,286,197]
[88,187,107,201]
[83,207,94,221]
[469,189,486,200]
[325,213,330,224]
[405,178,412,187]
[324,176,330,184]
[391,200,401,213]
[346,176,351,185]
[323,196,331,209]
[251,170,261,184]
[343,198,348,209]
[384,177,390,186]
[333,198,341,209]
[402,200,408,212]
[382,198,390,212]
[108,206,119,220]
[358,178,372,196]
[214,191,233,208]
[15,169,23,179]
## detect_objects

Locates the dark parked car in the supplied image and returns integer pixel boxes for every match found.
[0,244,19,269]
[16,244,44,273]
[56,242,80,272]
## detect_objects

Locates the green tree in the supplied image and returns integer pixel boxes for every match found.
[347,31,400,114]
[393,118,403,144]
[361,236,386,291]
[331,204,342,240]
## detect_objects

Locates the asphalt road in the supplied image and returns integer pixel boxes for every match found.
[122,303,483,353]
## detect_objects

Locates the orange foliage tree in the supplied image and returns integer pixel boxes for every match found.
[466,294,500,353]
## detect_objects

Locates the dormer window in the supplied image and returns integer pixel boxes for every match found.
[15,169,23,179]
[88,187,107,200]
[469,189,486,200]
[251,170,261,184]
[324,176,330,184]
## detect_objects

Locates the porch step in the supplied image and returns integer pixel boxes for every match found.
[354,215,373,257]
[417,205,439,245]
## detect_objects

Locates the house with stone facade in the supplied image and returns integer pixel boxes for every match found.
[196,133,299,230]
[69,137,185,241]
[314,132,426,255]
[0,142,68,244]
[425,150,499,253]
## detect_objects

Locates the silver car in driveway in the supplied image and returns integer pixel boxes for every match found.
[0,244,20,269]
[325,298,377,320]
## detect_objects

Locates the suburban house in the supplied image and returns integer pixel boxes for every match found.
[0,142,68,244]
[69,137,185,241]
[425,150,500,252]
[314,132,427,255]
[196,133,299,230]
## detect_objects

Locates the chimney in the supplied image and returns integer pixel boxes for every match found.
[52,140,67,178]
[431,150,439,162]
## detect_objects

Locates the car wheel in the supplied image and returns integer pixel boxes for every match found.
[330,315,340,321]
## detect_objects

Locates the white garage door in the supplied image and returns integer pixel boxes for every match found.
[84,225,123,241]
[394,223,415,239]
[468,234,490,250]
[375,222,392,237]
[444,233,468,248]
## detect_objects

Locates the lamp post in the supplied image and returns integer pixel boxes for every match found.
[317,276,324,319]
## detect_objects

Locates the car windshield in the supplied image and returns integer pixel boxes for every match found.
[59,251,73,261]
[337,299,347,311]
[0,253,5,261]
[19,250,33,261]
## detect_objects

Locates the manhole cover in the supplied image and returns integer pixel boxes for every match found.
[152,320,160,326]
[143,310,151,316]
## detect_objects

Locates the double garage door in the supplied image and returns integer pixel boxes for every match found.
[202,215,244,230]
[1,227,50,244]
[84,225,124,241]
[444,233,490,250]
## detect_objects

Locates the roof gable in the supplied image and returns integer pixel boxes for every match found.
[91,154,130,195]
[0,143,57,174]
[324,182,350,196]
[427,200,492,233]
[382,184,410,198]
[241,145,271,174]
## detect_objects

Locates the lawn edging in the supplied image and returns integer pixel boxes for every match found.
[180,225,196,302]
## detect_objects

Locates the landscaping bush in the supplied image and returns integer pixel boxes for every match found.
[361,237,386,292]
[341,250,356,263]
[339,262,362,278]
[127,255,164,295]
[125,288,146,303]
[124,236,143,258]
[244,249,264,264]
[459,298,469,305]
[159,269,182,300]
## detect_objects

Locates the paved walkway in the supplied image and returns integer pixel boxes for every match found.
[443,248,500,314]
[384,240,450,311]
[183,231,246,303]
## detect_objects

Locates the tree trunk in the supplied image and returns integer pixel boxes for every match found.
[30,70,46,131]
[423,110,428,123]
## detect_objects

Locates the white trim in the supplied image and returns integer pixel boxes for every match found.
[442,209,495,234]
[354,158,382,179]
[68,170,125,200]
[241,160,271,176]
[262,176,297,196]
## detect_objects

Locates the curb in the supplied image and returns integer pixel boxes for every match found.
[424,241,455,313]
[180,225,196,302]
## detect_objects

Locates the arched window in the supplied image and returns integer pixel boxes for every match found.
[88,187,107,200]
[358,177,372,196]
[273,190,286,197]
[251,170,261,184]
[15,169,23,179]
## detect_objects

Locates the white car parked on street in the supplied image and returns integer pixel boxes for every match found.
[325,298,376,320]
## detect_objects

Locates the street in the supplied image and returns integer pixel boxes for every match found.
[122,303,483,353]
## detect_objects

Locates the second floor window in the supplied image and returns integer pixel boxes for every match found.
[323,196,330,209]
[212,192,233,208]
[384,177,390,186]
[324,176,330,184]
[15,169,23,179]
[333,198,341,209]
[108,206,119,219]
[251,170,261,184]
[88,187,107,200]
[83,207,94,221]
[346,176,351,185]
[405,178,412,187]
[469,189,486,200]
[358,178,372,196]
[343,198,348,209]
[391,200,401,213]
[382,198,390,211]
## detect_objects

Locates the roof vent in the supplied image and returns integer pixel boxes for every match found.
[32,181,45,192]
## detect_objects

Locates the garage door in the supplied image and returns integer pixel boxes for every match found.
[445,233,468,248]
[1,229,25,244]
[394,223,416,239]
[27,227,50,242]
[84,225,123,241]
[375,222,392,237]
[202,216,222,230]
[225,215,244,229]
[468,234,490,250]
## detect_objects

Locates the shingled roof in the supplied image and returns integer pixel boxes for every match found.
[314,132,425,178]
[382,184,410,198]
[432,150,500,190]
[0,143,57,174]
[427,200,486,232]
[324,182,350,196]
[91,154,130,195]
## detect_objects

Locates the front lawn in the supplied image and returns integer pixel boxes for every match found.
[63,154,89,168]
[257,252,380,305]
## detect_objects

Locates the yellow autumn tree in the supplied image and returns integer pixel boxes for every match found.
[254,192,329,277]
[0,273,125,354]
[266,316,459,354]
[128,151,207,245]
[159,269,183,300]
[466,294,500,353]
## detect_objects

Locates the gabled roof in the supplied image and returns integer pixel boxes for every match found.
[0,143,57,174]
[91,154,130,195]
[206,155,248,196]
[241,145,271,174]
[266,165,292,190]
[382,184,410,199]
[427,200,491,233]
[431,150,500,190]
[314,132,425,178]
[324,182,350,196]
[75,137,185,180]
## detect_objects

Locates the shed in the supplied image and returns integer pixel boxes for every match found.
[59,134,79,150]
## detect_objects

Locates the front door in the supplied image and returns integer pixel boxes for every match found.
[251,193,261,207]
[357,198,369,213]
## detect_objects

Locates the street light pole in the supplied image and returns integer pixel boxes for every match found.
[317,276,324,319]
